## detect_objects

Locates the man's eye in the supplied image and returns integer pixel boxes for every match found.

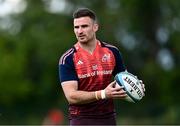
[82,25,88,28]
[74,26,79,29]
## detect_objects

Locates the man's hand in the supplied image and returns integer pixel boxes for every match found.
[104,81,127,99]
[139,80,145,96]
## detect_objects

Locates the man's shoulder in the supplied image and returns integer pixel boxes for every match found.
[59,47,76,65]
[100,41,119,51]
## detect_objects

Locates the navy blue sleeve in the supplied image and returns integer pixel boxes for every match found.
[110,47,126,76]
[59,49,78,83]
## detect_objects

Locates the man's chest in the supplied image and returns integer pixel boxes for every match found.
[73,49,115,79]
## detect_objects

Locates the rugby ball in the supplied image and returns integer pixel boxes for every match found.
[115,71,144,103]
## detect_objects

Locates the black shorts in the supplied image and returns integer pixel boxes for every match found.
[70,115,116,125]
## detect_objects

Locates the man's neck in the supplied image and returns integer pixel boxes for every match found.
[79,39,97,54]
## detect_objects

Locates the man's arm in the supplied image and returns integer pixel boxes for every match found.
[61,81,97,104]
[61,80,127,105]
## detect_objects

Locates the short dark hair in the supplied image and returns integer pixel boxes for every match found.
[73,8,97,22]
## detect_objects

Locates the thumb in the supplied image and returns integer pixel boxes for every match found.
[109,81,116,88]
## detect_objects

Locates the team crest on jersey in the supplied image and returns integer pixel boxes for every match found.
[92,65,98,70]
[102,53,110,62]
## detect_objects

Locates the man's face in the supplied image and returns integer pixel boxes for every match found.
[73,16,98,43]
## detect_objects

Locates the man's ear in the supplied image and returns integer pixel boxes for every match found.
[93,23,99,32]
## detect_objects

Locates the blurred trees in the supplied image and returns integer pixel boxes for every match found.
[0,0,179,124]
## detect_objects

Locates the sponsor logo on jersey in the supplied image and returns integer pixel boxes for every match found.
[77,60,83,65]
[78,70,113,79]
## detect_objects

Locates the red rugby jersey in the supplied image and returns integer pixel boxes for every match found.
[59,40,126,119]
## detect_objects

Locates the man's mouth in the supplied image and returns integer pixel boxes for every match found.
[79,35,85,37]
[78,35,86,40]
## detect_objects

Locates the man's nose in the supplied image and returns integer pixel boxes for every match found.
[77,27,83,34]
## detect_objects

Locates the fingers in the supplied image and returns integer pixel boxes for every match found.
[142,84,145,92]
[109,81,116,88]
[115,81,126,90]
[139,80,145,96]
[105,81,127,99]
[110,88,127,99]
[113,89,126,94]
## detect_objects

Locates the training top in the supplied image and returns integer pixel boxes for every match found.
[59,40,126,119]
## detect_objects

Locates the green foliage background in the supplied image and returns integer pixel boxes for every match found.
[0,0,179,125]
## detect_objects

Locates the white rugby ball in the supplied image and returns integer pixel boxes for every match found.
[115,71,144,103]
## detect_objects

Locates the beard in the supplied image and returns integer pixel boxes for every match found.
[77,34,95,44]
